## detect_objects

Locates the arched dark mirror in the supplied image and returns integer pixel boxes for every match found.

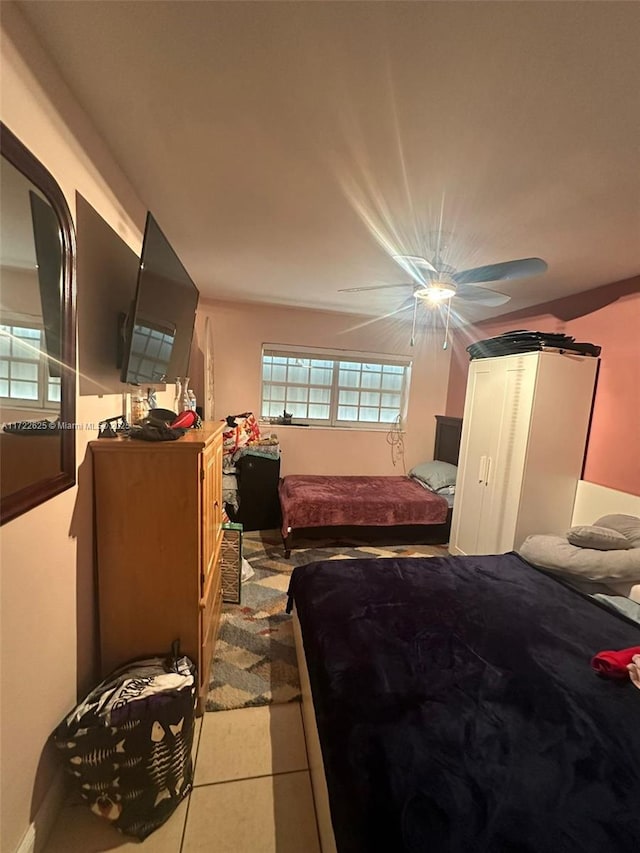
[1,123,76,524]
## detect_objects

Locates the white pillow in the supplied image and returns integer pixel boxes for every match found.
[566,525,632,551]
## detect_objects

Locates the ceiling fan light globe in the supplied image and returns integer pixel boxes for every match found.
[415,281,457,304]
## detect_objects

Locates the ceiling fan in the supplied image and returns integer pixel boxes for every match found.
[339,252,548,346]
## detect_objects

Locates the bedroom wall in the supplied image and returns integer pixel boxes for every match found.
[0,8,166,852]
[445,277,640,496]
[192,300,452,476]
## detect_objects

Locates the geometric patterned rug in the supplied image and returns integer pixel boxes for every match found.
[205,529,448,712]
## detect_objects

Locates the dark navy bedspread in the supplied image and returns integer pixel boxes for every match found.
[287,553,640,853]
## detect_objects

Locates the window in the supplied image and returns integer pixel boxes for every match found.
[261,345,411,428]
[0,323,60,410]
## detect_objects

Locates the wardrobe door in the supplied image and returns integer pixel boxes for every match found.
[450,360,502,555]
[476,356,537,554]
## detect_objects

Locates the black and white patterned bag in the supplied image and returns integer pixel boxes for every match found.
[54,650,196,839]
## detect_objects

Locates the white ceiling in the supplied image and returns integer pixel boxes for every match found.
[15,1,640,325]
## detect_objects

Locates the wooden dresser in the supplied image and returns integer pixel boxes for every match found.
[90,421,225,713]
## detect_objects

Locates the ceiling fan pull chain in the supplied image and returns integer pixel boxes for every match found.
[443,299,452,350]
[410,298,418,347]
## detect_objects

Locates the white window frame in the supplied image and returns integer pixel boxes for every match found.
[260,343,411,430]
[0,320,60,411]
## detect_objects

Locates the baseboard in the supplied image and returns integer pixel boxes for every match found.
[14,768,68,853]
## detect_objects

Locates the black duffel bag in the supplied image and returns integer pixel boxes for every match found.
[53,646,196,840]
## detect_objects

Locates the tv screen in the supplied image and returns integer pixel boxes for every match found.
[120,213,199,385]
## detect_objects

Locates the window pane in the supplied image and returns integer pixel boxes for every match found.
[271,364,287,382]
[288,402,307,417]
[360,407,380,422]
[360,391,381,407]
[287,364,309,384]
[286,386,309,403]
[11,380,38,399]
[48,378,61,403]
[266,384,285,402]
[0,334,10,357]
[381,372,403,391]
[309,387,330,404]
[380,408,399,422]
[262,363,272,381]
[12,337,40,359]
[381,392,400,408]
[12,362,39,381]
[338,389,358,406]
[339,368,360,388]
[308,404,330,419]
[338,405,358,420]
[0,360,8,378]
[361,370,382,390]
[267,401,283,417]
[14,326,41,341]
[310,367,332,385]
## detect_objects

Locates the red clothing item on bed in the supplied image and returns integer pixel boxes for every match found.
[591,646,640,679]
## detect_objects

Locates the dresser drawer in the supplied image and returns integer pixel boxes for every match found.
[199,567,223,701]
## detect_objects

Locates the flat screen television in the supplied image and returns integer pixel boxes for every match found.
[120,212,199,385]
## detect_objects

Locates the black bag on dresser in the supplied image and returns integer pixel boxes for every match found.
[53,648,196,840]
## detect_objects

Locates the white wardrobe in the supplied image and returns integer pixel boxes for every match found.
[449,350,598,556]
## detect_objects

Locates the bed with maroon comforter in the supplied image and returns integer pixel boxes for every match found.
[278,415,462,556]
[279,474,449,553]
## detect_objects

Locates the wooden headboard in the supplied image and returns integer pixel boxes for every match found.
[434,415,463,466]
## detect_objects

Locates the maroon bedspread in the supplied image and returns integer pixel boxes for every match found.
[278,475,449,538]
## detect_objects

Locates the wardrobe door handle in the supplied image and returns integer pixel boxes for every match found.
[478,455,487,484]
[484,456,491,486]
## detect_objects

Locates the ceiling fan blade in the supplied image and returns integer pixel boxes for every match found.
[338,282,413,293]
[454,285,511,307]
[453,257,547,285]
[393,254,438,275]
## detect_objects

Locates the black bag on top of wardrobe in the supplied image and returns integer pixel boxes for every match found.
[466,330,601,361]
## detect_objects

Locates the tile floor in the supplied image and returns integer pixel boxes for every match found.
[43,702,321,853]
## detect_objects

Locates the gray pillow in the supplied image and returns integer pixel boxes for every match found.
[567,525,633,551]
[519,534,640,582]
[409,460,457,491]
[594,514,640,548]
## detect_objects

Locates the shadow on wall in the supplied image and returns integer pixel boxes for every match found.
[69,451,100,701]
[494,275,639,325]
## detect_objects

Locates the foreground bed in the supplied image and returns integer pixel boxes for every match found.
[279,415,462,557]
[288,552,640,852]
